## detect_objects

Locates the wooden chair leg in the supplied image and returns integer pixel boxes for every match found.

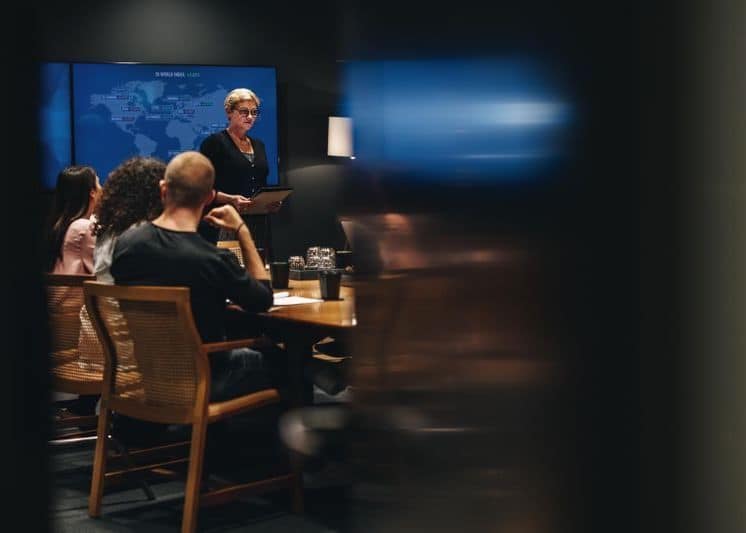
[88,404,111,517]
[181,422,207,533]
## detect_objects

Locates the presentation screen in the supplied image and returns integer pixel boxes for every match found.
[72,62,279,185]
[39,62,73,189]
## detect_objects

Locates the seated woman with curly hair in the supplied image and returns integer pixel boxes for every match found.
[92,156,167,283]
[75,156,168,417]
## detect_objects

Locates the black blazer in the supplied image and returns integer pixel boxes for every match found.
[199,130,268,197]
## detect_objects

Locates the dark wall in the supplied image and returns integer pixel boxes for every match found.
[11,7,49,532]
[36,0,349,259]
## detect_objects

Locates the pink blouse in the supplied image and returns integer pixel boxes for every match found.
[52,217,96,275]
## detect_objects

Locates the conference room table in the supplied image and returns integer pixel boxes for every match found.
[258,279,356,405]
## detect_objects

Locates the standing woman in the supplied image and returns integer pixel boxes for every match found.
[46,165,101,274]
[199,88,280,250]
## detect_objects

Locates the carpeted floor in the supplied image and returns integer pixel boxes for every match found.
[49,417,355,532]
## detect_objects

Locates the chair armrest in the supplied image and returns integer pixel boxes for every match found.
[202,338,259,354]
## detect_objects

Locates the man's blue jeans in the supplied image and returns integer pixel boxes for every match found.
[209,347,286,402]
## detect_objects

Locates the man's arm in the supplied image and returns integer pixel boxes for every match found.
[203,204,268,281]
[235,221,268,280]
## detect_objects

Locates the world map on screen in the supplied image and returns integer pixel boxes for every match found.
[73,64,278,185]
[88,79,224,160]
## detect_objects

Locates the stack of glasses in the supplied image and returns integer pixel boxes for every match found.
[289,247,339,280]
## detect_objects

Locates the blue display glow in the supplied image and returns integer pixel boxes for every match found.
[39,62,72,189]
[343,59,572,181]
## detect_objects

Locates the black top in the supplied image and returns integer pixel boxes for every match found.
[111,222,272,343]
[199,130,268,197]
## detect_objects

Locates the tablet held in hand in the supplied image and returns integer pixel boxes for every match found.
[244,187,293,215]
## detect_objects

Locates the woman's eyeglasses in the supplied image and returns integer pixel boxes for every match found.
[236,107,260,118]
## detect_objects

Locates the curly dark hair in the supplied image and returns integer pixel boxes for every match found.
[93,156,166,237]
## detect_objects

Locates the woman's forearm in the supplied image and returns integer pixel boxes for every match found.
[215,191,233,206]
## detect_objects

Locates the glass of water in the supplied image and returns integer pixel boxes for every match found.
[288,256,305,270]
[318,247,336,269]
[306,246,321,269]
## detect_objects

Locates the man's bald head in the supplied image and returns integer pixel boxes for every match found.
[163,151,215,208]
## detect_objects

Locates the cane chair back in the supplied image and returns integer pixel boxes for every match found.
[45,273,102,440]
[45,273,103,396]
[84,281,301,533]
[85,283,204,423]
[217,240,244,267]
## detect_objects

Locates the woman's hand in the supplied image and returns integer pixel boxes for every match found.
[230,194,253,214]
[203,204,244,231]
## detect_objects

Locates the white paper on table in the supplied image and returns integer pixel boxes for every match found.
[272,295,323,306]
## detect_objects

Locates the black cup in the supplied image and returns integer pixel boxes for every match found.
[318,269,342,300]
[270,262,289,289]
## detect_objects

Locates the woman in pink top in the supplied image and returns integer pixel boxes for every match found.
[46,165,101,274]
[46,164,101,416]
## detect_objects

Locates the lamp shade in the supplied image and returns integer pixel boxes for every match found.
[327,116,354,157]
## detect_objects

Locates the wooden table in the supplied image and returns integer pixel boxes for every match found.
[259,279,355,404]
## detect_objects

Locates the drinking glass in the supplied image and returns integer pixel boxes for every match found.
[306,246,321,269]
[288,256,305,270]
[318,247,336,269]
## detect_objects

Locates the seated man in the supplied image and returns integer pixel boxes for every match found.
[111,151,283,404]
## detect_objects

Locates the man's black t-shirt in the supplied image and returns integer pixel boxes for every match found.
[111,222,272,343]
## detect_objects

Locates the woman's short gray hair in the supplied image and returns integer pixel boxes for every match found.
[224,88,261,112]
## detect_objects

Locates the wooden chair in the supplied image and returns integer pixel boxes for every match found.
[84,281,302,533]
[45,273,102,441]
[217,240,244,267]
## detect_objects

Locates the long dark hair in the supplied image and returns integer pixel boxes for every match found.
[46,165,97,271]
[93,157,166,238]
